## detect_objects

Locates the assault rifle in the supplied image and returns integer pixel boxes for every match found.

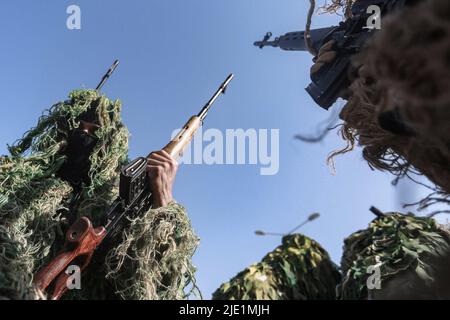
[33,73,234,300]
[254,0,416,109]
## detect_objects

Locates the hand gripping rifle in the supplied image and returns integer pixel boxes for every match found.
[33,73,234,300]
[254,0,415,109]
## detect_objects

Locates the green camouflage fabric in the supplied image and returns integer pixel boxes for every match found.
[339,213,450,299]
[0,90,199,300]
[212,234,341,300]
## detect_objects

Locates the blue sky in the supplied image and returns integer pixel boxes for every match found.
[0,0,442,298]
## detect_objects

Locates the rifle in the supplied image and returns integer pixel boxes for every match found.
[33,74,234,300]
[254,0,414,109]
[96,60,120,92]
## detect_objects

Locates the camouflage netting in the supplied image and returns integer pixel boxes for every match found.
[319,0,358,18]
[339,213,450,299]
[212,234,341,300]
[104,203,200,300]
[330,0,450,197]
[0,90,199,300]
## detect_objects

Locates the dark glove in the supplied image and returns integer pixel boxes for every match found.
[310,40,337,75]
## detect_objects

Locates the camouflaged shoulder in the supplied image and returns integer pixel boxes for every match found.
[338,213,450,299]
[212,234,341,300]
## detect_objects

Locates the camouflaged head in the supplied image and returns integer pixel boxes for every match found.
[332,0,450,195]
[0,90,129,299]
[7,89,129,197]
[0,90,199,300]
[212,234,341,300]
[339,213,450,299]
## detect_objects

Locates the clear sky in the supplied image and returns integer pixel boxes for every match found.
[0,0,443,298]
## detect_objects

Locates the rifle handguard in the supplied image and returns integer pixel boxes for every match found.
[163,116,202,159]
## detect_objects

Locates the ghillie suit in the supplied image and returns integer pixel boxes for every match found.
[0,90,199,300]
[339,213,450,299]
[319,0,359,18]
[330,0,450,204]
[212,234,341,300]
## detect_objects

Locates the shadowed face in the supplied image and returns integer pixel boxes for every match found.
[79,120,100,135]
[57,120,102,187]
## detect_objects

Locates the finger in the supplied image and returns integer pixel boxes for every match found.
[159,149,174,160]
[310,62,325,75]
[358,65,370,79]
[318,40,336,56]
[316,51,336,64]
[148,150,173,162]
[151,155,177,171]
[148,152,170,163]
[146,164,163,176]
[154,150,173,161]
[149,151,178,170]
[147,159,166,167]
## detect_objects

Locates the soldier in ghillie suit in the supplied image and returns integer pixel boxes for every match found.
[326,0,450,198]
[324,0,450,297]
[214,0,450,300]
[339,213,450,299]
[316,0,450,300]
[0,89,199,300]
[212,214,450,300]
[212,234,341,300]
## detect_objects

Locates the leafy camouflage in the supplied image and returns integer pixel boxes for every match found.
[339,213,450,299]
[212,234,341,300]
[0,90,199,300]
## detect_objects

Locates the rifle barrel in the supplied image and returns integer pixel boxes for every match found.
[96,60,120,91]
[198,74,234,121]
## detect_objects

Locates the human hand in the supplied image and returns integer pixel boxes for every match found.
[146,150,178,208]
[310,40,337,75]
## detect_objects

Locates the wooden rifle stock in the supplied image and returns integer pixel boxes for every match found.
[33,218,106,300]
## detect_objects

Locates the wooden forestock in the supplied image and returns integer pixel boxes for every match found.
[162,116,202,159]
